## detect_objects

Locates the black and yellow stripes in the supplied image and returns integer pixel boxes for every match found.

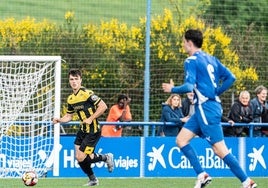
[67,87,101,133]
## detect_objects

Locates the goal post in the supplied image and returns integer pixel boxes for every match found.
[0,56,61,177]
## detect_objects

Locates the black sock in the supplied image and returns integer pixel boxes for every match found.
[89,174,96,181]
[89,153,106,163]
[78,155,93,177]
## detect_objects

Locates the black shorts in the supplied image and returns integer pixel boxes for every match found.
[74,130,101,154]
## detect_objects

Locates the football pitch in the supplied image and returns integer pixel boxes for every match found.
[2,177,267,188]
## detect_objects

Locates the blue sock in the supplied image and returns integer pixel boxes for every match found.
[223,153,248,182]
[181,144,204,175]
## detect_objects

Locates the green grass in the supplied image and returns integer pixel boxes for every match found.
[2,177,267,188]
[0,0,171,25]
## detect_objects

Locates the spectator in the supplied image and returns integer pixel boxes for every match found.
[224,91,253,137]
[221,116,235,129]
[158,94,189,136]
[182,91,195,117]
[101,94,132,137]
[250,85,268,137]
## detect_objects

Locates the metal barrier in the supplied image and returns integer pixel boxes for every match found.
[61,121,268,137]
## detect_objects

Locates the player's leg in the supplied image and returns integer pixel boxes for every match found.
[74,131,101,186]
[86,152,114,173]
[212,141,257,188]
[177,127,204,174]
[75,145,99,186]
[75,148,111,185]
[81,132,114,172]
[187,101,223,188]
[177,115,212,188]
[203,101,257,188]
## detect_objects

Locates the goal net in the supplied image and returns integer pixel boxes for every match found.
[0,56,61,178]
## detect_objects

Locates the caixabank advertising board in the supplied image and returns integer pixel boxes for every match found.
[50,136,267,177]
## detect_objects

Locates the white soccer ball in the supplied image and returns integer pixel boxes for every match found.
[22,171,38,186]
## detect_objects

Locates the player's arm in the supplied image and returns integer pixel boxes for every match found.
[162,60,195,94]
[171,82,194,94]
[53,113,73,124]
[163,79,194,94]
[216,61,236,96]
[92,99,107,119]
[217,74,235,96]
[83,100,107,125]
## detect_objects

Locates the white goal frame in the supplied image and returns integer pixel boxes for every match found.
[0,56,61,177]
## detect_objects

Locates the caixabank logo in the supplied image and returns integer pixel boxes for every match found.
[144,137,267,177]
[248,145,266,171]
[246,144,267,176]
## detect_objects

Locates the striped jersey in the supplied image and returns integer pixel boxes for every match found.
[67,87,101,133]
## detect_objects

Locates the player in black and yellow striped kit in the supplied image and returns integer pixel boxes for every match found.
[53,69,114,186]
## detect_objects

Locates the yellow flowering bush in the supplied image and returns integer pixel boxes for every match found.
[82,18,145,90]
[0,10,257,93]
[0,10,260,121]
[148,11,258,91]
[73,9,259,96]
[83,19,143,55]
[0,17,55,50]
[149,9,177,62]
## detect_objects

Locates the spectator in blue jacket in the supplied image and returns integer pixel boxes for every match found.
[250,85,268,137]
[158,94,189,136]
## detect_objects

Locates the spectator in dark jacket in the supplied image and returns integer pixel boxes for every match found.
[224,91,252,137]
[181,91,195,117]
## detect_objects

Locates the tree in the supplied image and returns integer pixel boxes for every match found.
[204,0,268,30]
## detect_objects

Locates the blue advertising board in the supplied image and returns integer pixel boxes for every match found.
[58,136,141,177]
[49,136,268,178]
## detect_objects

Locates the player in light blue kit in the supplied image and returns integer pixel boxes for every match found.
[162,29,257,188]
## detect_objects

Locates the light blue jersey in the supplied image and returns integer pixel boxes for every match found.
[172,51,236,144]
[172,51,235,98]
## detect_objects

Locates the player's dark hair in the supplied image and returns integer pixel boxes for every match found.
[185,29,203,48]
[69,69,82,78]
[117,94,128,103]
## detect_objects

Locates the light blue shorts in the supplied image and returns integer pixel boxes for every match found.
[184,100,224,145]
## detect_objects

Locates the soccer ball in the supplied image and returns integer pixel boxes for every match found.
[22,171,38,186]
